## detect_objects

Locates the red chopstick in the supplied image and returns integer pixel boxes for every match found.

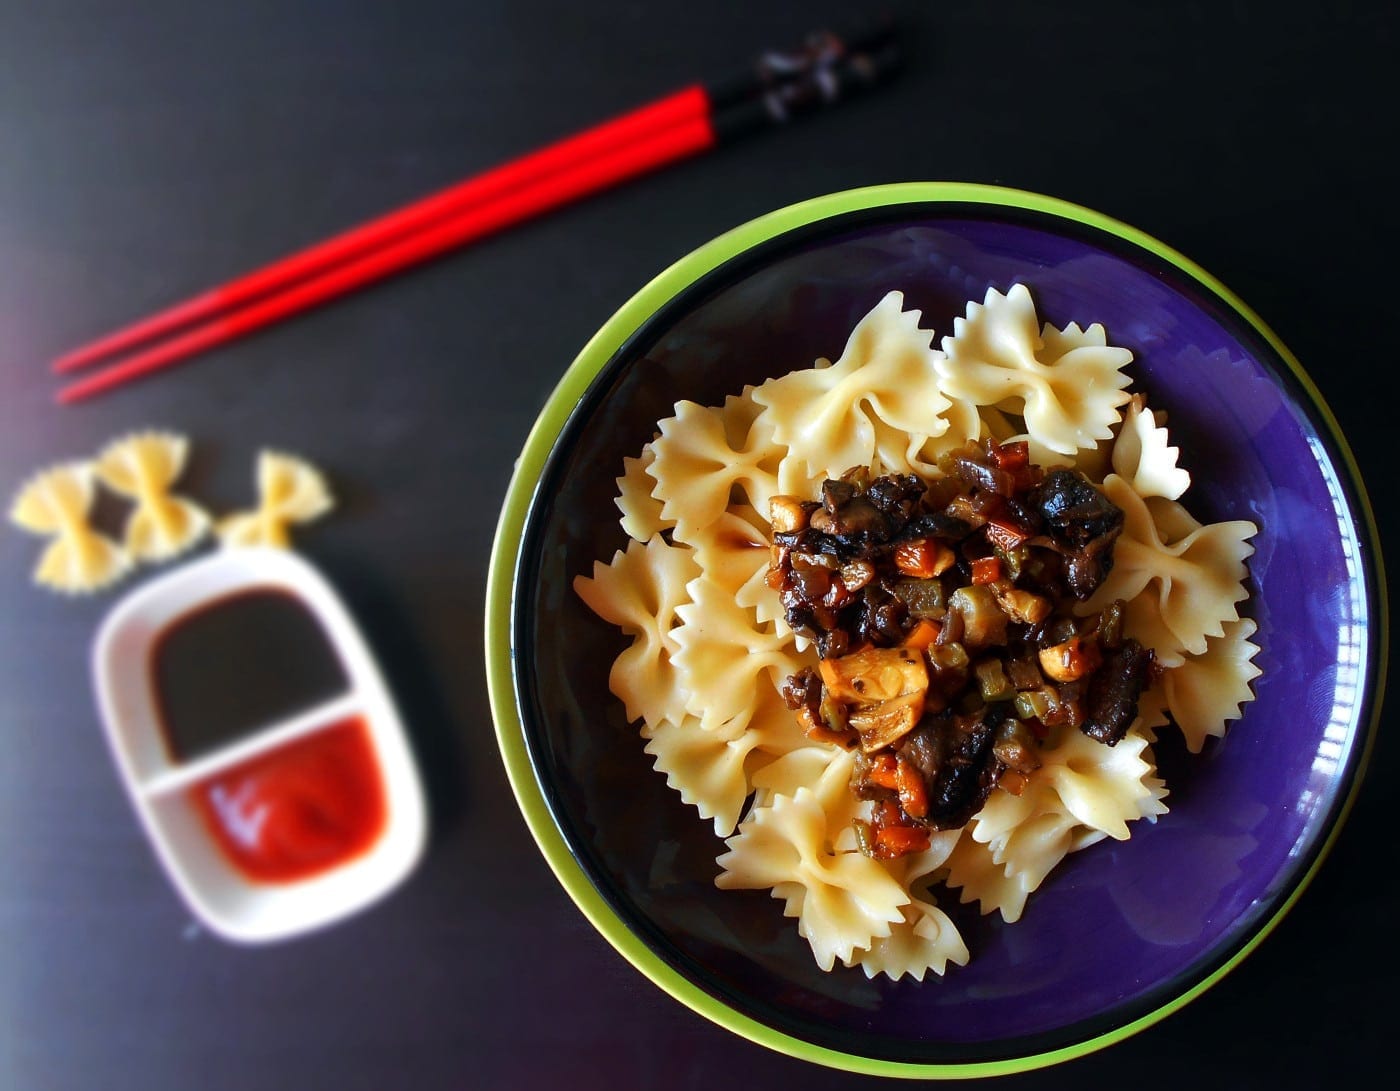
[58,117,718,403]
[51,85,711,376]
[54,22,900,404]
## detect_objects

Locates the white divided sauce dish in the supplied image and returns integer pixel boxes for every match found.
[92,547,427,943]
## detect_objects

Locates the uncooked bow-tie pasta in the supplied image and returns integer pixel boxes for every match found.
[95,430,209,562]
[9,461,132,594]
[217,450,334,549]
[574,284,1262,978]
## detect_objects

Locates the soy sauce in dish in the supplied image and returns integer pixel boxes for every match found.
[152,588,350,761]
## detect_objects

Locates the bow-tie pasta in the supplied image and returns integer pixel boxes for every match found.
[1161,618,1263,752]
[942,721,1168,924]
[95,431,209,562]
[10,462,132,593]
[10,436,347,598]
[689,506,774,618]
[670,571,808,735]
[573,534,698,733]
[937,284,1133,457]
[752,291,977,480]
[613,444,673,544]
[1111,396,1191,500]
[647,393,790,543]
[643,683,808,838]
[843,838,968,981]
[217,450,334,549]
[575,284,1261,979]
[716,778,912,971]
[1079,475,1256,666]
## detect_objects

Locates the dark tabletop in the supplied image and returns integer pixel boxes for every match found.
[1,2,1395,1088]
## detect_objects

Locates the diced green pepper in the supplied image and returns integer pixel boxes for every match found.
[975,658,1015,701]
[948,585,1009,648]
[1013,687,1058,722]
[927,642,969,673]
[893,578,946,618]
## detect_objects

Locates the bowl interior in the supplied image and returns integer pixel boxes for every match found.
[508,199,1380,1064]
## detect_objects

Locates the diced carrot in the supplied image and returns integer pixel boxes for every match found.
[988,439,1029,472]
[893,538,954,579]
[866,753,900,791]
[971,556,1003,584]
[875,825,931,858]
[895,755,929,819]
[984,516,1031,552]
[902,618,941,651]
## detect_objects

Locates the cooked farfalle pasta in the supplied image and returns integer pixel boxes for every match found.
[1081,475,1256,666]
[748,746,864,849]
[671,572,808,734]
[647,397,785,543]
[946,725,1168,923]
[689,507,773,613]
[937,284,1133,456]
[940,832,1037,924]
[752,291,976,480]
[644,683,808,837]
[576,284,1262,978]
[846,890,969,981]
[752,744,866,828]
[843,838,968,980]
[217,450,334,549]
[1111,397,1191,501]
[646,717,756,837]
[9,462,131,594]
[1162,618,1263,752]
[614,444,673,544]
[1014,723,1168,842]
[95,431,209,562]
[717,764,912,972]
[574,534,698,733]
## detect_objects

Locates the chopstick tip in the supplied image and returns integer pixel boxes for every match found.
[54,376,99,405]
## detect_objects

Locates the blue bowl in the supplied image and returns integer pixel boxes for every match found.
[485,184,1385,1077]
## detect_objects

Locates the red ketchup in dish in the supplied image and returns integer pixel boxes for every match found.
[190,716,387,883]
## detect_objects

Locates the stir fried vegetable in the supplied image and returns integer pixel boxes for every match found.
[771,439,1159,858]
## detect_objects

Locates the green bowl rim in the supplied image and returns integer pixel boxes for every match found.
[484,181,1387,1078]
